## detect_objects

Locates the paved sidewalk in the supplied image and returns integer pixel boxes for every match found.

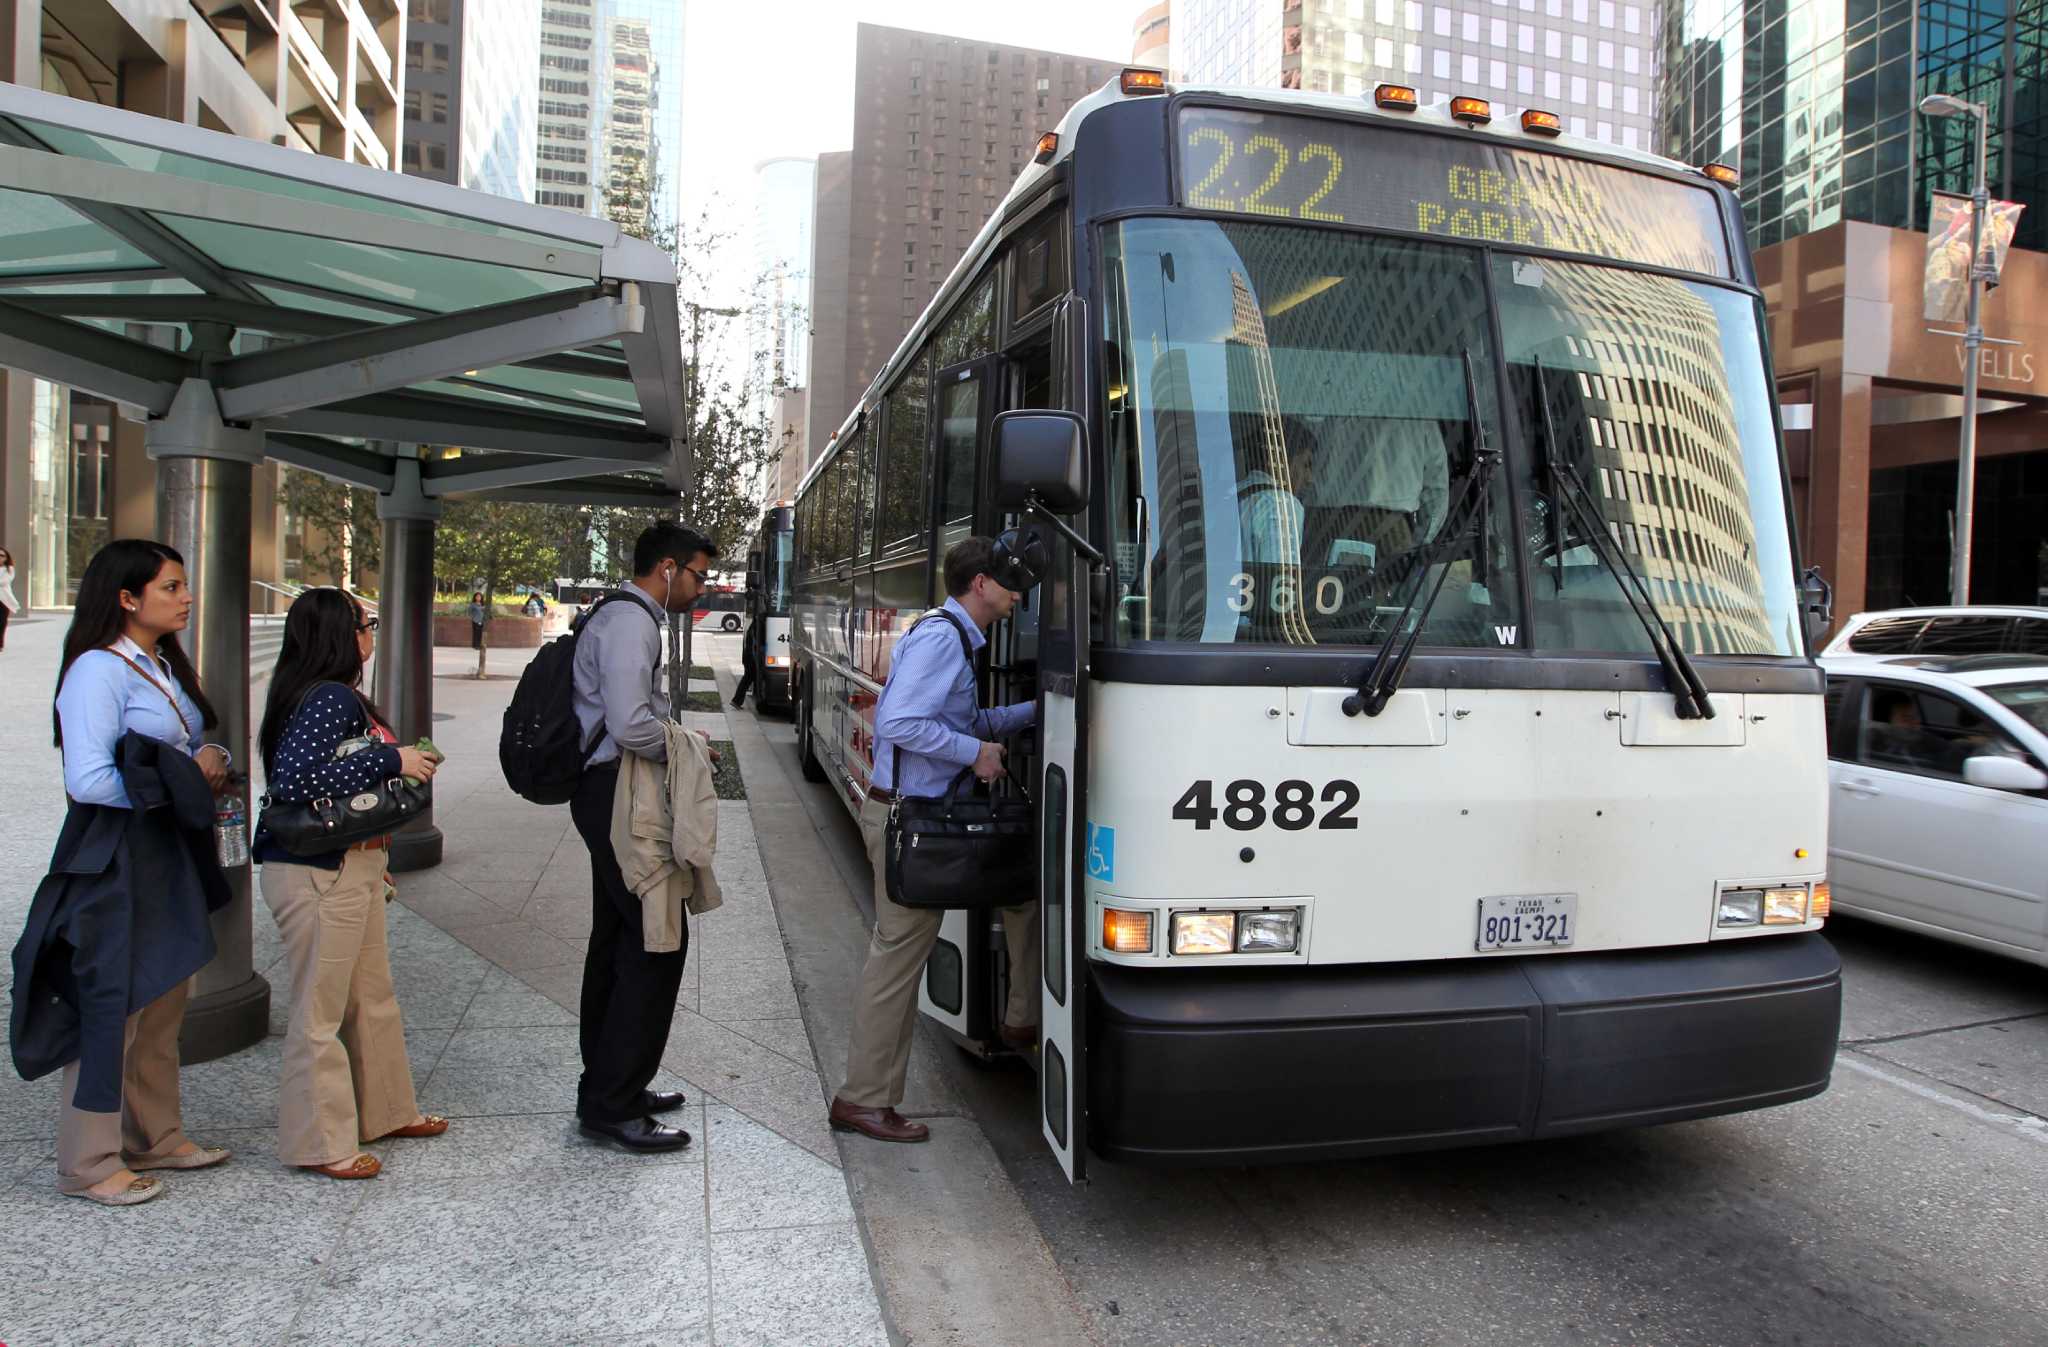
[0,615,885,1347]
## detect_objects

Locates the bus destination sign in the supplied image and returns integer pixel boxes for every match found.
[1177,106,1732,278]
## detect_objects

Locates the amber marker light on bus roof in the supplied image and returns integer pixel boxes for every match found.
[1521,109,1563,136]
[1121,68,1166,95]
[1034,132,1059,164]
[1103,908,1155,954]
[1450,96,1492,125]
[1702,163,1740,186]
[1374,83,1418,110]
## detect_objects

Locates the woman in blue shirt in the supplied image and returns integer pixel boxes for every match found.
[48,538,234,1206]
[255,587,448,1180]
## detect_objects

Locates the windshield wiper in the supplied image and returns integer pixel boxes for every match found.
[1531,356,1715,721]
[1344,351,1502,718]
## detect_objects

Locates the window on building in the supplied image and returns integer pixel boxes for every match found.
[1545,69,1561,97]
[1571,34,1587,62]
[1434,48,1451,78]
[1462,53,1478,82]
[1546,29,1561,57]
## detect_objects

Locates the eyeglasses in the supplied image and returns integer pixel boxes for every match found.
[357,617,380,633]
[680,565,710,584]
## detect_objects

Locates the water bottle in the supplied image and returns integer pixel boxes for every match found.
[215,788,250,869]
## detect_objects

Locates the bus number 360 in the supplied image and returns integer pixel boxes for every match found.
[1171,779,1361,831]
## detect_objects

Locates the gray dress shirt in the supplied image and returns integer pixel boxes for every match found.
[572,585,670,768]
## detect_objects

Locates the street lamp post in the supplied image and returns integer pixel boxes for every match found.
[673,301,743,718]
[1918,92,1991,604]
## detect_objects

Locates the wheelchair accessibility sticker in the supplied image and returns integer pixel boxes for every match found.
[1086,823,1115,883]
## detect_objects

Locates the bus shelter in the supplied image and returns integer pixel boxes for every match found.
[0,81,689,1059]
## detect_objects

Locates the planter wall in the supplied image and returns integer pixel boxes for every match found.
[433,614,545,648]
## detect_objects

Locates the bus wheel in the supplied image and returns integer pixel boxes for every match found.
[722,614,741,632]
[798,685,827,783]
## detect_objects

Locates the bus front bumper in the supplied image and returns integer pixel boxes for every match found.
[1087,933,1841,1167]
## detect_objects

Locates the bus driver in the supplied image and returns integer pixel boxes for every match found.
[829,536,1043,1144]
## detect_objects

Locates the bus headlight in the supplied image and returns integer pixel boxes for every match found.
[1237,910,1300,953]
[1763,887,1809,925]
[1170,912,1235,955]
[1717,889,1763,927]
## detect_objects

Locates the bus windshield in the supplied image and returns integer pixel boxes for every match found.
[767,527,793,615]
[1103,217,1802,656]
[1104,217,1519,649]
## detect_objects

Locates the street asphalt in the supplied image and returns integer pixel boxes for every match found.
[733,683,2048,1347]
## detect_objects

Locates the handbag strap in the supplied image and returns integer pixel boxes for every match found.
[109,646,191,738]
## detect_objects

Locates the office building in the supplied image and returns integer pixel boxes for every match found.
[402,0,543,200]
[3,0,404,610]
[534,0,682,237]
[604,16,657,231]
[1170,0,1660,150]
[1133,1,1172,67]
[537,0,601,211]
[1661,3,2048,616]
[804,23,1110,462]
[751,156,817,480]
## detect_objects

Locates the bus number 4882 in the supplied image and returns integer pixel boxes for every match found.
[1171,779,1361,831]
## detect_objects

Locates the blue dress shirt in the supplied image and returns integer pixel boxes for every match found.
[573,585,669,767]
[871,598,1036,798]
[56,638,206,807]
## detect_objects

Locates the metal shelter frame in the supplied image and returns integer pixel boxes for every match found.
[0,81,691,1060]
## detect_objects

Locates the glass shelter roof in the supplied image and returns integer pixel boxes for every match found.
[0,81,687,506]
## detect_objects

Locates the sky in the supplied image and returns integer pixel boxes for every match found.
[675,0,1141,366]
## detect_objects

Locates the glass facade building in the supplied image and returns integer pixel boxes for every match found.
[403,0,542,201]
[1660,0,2048,251]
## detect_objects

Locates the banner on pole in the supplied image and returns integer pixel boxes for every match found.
[1925,191,2027,322]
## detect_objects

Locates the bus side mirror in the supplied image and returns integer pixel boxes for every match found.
[993,410,1089,515]
[1800,565,1833,648]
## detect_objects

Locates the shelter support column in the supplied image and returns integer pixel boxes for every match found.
[149,358,269,1063]
[1808,372,1873,628]
[375,454,444,872]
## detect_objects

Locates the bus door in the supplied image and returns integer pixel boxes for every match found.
[918,354,1002,1041]
[1035,295,1089,1183]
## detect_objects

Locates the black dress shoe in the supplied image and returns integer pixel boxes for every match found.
[578,1115,692,1153]
[642,1088,687,1114]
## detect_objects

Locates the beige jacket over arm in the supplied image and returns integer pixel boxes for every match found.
[610,721,723,953]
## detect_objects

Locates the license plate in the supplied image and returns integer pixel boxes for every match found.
[1475,894,1577,952]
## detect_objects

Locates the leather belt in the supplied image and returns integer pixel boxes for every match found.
[352,837,389,853]
[867,787,900,805]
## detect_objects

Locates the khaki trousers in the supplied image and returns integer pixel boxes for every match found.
[55,979,193,1192]
[839,795,1041,1109]
[263,849,420,1166]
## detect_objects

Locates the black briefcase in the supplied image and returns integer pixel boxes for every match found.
[884,766,1035,911]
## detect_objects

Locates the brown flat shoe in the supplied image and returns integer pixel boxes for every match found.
[828,1097,930,1143]
[303,1154,381,1180]
[128,1144,230,1172]
[374,1114,449,1140]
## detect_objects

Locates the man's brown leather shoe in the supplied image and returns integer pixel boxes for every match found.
[998,1021,1040,1053]
[829,1097,930,1143]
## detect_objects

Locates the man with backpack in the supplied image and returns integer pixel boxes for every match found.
[566,521,717,1153]
[828,536,1042,1144]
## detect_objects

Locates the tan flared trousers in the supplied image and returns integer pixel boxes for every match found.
[55,978,194,1192]
[839,794,1040,1109]
[263,848,420,1166]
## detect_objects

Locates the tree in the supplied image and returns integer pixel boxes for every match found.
[435,500,572,677]
[280,467,381,591]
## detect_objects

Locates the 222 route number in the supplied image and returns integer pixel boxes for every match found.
[1185,128,1348,222]
[1172,779,1360,832]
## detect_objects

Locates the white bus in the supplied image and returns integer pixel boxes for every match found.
[740,502,796,711]
[791,74,1840,1181]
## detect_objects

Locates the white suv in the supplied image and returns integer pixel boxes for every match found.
[1822,606,2048,658]
[1819,652,2048,966]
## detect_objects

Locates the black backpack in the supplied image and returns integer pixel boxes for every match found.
[499,593,660,804]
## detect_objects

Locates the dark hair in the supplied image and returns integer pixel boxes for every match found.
[259,587,390,772]
[0,546,12,567]
[54,539,217,747]
[471,591,484,604]
[943,536,999,598]
[632,521,718,577]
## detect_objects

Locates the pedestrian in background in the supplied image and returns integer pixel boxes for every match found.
[15,538,234,1206]
[0,544,18,649]
[254,588,448,1181]
[468,591,488,651]
[829,536,1042,1144]
[568,521,717,1153]
[731,611,759,710]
